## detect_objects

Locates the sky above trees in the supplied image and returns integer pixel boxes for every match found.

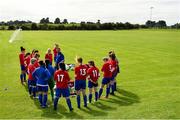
[0,0,179,25]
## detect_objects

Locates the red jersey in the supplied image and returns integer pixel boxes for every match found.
[87,66,100,82]
[45,53,53,63]
[34,60,40,68]
[25,56,31,67]
[54,70,70,89]
[75,65,88,80]
[108,60,118,74]
[30,53,35,58]
[101,62,112,78]
[28,64,36,80]
[53,48,58,58]
[19,53,25,65]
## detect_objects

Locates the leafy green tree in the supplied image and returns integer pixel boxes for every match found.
[62,19,68,24]
[45,17,50,23]
[156,20,167,28]
[8,25,16,30]
[54,18,61,24]
[31,23,38,30]
[145,20,156,28]
[39,24,48,30]
[40,18,46,23]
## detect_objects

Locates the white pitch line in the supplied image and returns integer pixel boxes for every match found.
[9,29,22,43]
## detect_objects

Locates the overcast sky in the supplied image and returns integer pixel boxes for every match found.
[0,0,179,25]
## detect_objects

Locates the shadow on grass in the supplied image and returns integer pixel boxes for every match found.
[40,104,84,119]
[22,83,29,93]
[32,98,83,119]
[91,101,116,111]
[80,106,107,117]
[23,86,140,119]
[100,88,140,106]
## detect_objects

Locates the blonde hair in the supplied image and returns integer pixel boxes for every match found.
[54,43,59,48]
[47,48,51,53]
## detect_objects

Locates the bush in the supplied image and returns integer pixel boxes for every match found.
[8,25,16,30]
[31,23,38,30]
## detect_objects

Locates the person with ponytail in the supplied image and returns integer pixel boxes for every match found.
[19,46,26,84]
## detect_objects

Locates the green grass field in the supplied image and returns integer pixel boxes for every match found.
[0,30,180,119]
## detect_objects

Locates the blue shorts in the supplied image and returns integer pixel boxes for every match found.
[28,80,36,87]
[102,77,110,84]
[55,88,70,98]
[20,65,26,71]
[88,81,98,88]
[75,80,86,90]
[37,86,48,92]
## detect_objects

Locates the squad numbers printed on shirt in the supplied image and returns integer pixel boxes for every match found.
[80,69,86,76]
[109,65,112,72]
[92,70,98,77]
[57,74,64,82]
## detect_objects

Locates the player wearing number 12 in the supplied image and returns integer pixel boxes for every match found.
[75,57,88,108]
[54,63,73,111]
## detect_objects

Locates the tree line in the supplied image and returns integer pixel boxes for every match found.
[0,17,179,30]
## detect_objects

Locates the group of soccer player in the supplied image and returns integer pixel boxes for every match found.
[19,43,120,111]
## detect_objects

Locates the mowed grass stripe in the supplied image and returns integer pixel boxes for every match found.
[0,30,180,119]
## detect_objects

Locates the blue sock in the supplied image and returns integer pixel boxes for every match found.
[54,97,59,110]
[108,86,110,94]
[32,87,36,97]
[95,92,98,101]
[99,88,103,98]
[114,82,117,91]
[23,73,26,81]
[28,86,32,95]
[111,84,115,94]
[106,87,110,97]
[39,94,43,106]
[83,95,87,107]
[20,74,23,82]
[43,94,47,107]
[77,95,80,108]
[66,98,72,110]
[28,81,31,95]
[89,94,92,103]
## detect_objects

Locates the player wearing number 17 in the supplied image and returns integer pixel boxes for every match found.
[75,57,88,108]
[54,63,73,111]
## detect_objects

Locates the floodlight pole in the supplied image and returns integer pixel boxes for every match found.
[150,6,154,21]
